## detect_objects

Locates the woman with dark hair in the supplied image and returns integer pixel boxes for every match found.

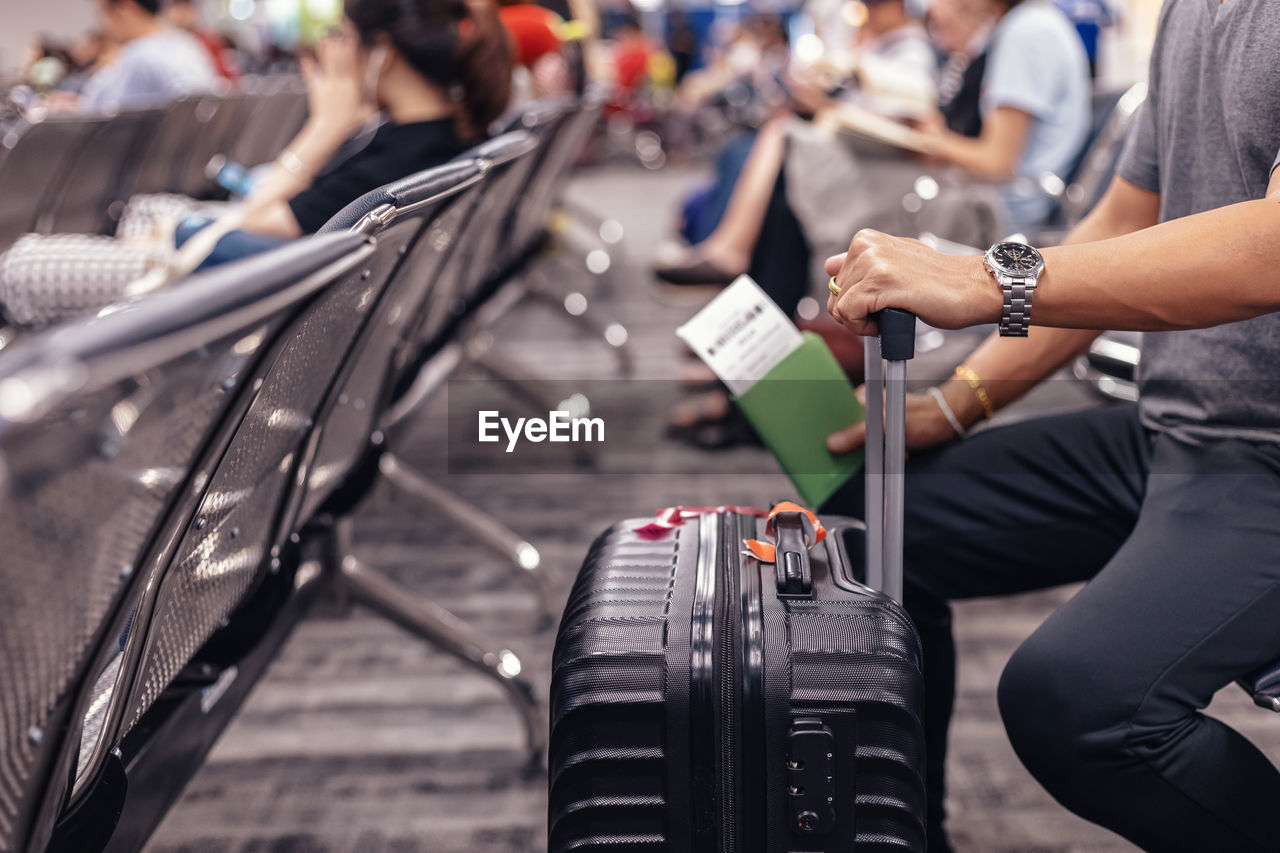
[239,0,513,237]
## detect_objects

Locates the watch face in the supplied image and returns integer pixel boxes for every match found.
[988,241,1044,276]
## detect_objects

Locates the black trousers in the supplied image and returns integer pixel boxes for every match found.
[824,404,1280,851]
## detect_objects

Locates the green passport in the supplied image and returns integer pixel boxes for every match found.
[733,331,866,507]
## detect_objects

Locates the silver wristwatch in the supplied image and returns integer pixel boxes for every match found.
[984,241,1045,337]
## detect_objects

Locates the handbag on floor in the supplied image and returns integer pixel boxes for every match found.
[548,311,927,851]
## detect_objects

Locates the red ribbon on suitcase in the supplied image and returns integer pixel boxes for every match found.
[634,501,826,565]
[633,505,768,539]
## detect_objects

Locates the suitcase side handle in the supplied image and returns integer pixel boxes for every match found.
[864,309,916,603]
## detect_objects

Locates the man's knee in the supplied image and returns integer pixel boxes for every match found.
[997,631,1131,792]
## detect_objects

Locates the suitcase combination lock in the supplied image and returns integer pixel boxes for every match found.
[786,718,837,836]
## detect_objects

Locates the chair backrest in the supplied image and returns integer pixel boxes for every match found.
[0,232,370,853]
[505,94,600,264]
[261,90,310,165]
[229,87,308,168]
[35,107,166,235]
[474,99,578,285]
[298,160,487,520]
[130,98,207,196]
[407,130,540,358]
[172,94,258,198]
[0,114,101,251]
[114,227,415,745]
[318,157,483,235]
[1061,83,1147,224]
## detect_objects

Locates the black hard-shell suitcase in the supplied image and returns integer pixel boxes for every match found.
[549,312,927,852]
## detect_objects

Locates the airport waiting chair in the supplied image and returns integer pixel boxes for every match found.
[300,157,548,760]
[172,93,259,199]
[359,102,633,582]
[506,94,603,265]
[486,91,632,377]
[319,132,562,621]
[0,232,371,853]
[414,97,629,431]
[34,107,165,236]
[1071,330,1141,402]
[0,113,101,251]
[228,84,309,169]
[96,211,496,851]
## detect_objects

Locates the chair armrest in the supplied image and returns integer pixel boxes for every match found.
[1240,662,1280,711]
[904,168,1070,247]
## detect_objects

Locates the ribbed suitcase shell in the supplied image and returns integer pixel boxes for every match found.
[549,510,926,852]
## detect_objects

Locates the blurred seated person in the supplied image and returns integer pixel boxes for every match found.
[674,15,790,114]
[236,0,512,239]
[165,0,240,83]
[498,0,574,103]
[500,0,563,68]
[656,0,1089,296]
[654,0,938,288]
[608,12,660,110]
[19,39,77,94]
[78,0,218,112]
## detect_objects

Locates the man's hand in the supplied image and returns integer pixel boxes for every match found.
[827,387,964,454]
[825,229,1002,335]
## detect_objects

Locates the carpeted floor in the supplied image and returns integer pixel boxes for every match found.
[144,164,1280,853]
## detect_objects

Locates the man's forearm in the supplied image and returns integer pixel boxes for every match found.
[1034,195,1280,331]
[938,186,1157,426]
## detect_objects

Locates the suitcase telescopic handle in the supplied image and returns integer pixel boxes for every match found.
[864,309,916,604]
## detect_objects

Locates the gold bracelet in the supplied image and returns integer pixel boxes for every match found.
[953,364,995,420]
[277,149,315,182]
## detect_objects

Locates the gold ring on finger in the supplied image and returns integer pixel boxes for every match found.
[828,276,842,296]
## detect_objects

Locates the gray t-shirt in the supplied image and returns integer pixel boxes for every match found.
[1117,0,1280,444]
[81,29,217,113]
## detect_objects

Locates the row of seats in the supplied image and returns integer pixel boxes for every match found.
[0,92,606,853]
[0,77,308,251]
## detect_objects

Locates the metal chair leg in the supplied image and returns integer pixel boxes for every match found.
[528,281,633,378]
[378,452,560,624]
[339,551,547,766]
[527,256,633,378]
[461,342,598,471]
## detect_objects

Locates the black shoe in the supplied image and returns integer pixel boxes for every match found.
[652,256,740,286]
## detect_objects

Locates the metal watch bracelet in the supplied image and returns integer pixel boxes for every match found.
[999,275,1035,337]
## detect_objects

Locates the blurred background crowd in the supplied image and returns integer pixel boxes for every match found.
[0,0,1163,333]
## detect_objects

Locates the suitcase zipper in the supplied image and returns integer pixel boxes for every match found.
[736,512,767,853]
[715,512,740,853]
[689,513,725,852]
[691,513,771,853]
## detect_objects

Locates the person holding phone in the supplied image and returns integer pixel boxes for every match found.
[239,0,513,238]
